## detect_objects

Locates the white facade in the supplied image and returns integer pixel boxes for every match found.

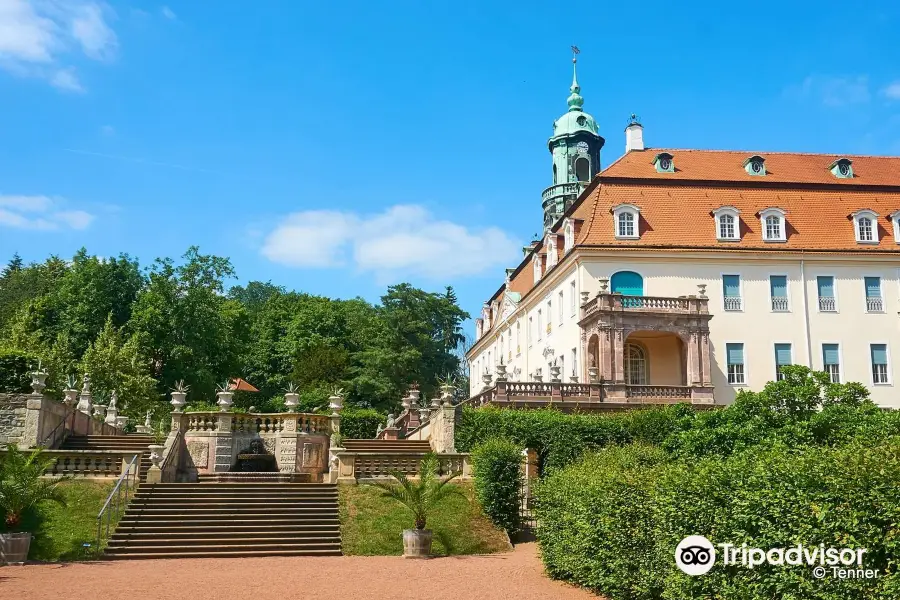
[469,249,900,409]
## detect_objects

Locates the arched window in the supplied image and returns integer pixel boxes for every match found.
[618,212,635,237]
[552,164,558,185]
[575,157,590,182]
[858,217,873,242]
[852,209,879,244]
[759,208,787,242]
[719,214,735,239]
[625,343,647,385]
[610,271,644,296]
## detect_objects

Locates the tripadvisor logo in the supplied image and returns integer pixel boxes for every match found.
[675,535,717,575]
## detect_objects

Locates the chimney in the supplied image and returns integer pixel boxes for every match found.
[625,114,644,152]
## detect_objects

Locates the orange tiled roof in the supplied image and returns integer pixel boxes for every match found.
[602,148,900,186]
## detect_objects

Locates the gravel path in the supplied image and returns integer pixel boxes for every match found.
[1,543,597,600]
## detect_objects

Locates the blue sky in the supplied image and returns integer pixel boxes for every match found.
[1,1,899,327]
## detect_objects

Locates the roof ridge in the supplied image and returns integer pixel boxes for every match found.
[629,148,900,159]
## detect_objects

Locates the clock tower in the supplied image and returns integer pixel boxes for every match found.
[541,54,605,232]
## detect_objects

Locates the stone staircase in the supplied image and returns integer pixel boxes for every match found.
[342,439,432,453]
[59,434,153,481]
[104,482,342,559]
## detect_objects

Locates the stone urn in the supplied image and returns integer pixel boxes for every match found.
[0,532,32,565]
[440,383,455,407]
[148,444,165,469]
[549,364,562,382]
[402,528,433,559]
[115,416,129,430]
[588,366,599,383]
[328,392,343,414]
[63,387,79,407]
[93,404,107,421]
[170,391,187,413]
[284,392,299,412]
[482,371,493,389]
[29,370,48,396]
[495,363,507,380]
[216,390,234,412]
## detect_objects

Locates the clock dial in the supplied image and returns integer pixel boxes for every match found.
[576,141,589,154]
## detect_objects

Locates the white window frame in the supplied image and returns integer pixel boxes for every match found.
[724,341,747,386]
[759,207,787,242]
[528,316,533,347]
[532,253,543,282]
[545,234,558,268]
[712,206,740,241]
[862,274,884,313]
[852,209,880,244]
[537,309,543,341]
[890,211,900,244]
[571,347,578,380]
[773,341,794,382]
[516,321,521,356]
[558,290,564,325]
[563,219,575,253]
[869,342,892,386]
[612,203,640,240]
[815,273,839,313]
[768,273,791,312]
[721,272,744,312]
[546,299,552,335]
[570,280,577,316]
[820,341,843,384]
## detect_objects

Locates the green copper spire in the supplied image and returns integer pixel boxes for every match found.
[567,56,584,112]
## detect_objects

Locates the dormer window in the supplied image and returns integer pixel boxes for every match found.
[563,219,575,253]
[890,211,900,244]
[743,155,766,176]
[612,204,641,240]
[545,234,558,269]
[653,152,674,174]
[830,158,854,179]
[482,303,492,330]
[712,206,741,241]
[852,209,879,244]
[759,208,786,242]
[533,252,543,282]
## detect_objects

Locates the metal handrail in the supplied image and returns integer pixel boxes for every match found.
[40,406,77,449]
[96,453,140,547]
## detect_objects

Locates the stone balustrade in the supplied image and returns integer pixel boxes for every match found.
[2,449,140,479]
[335,451,472,483]
[625,384,692,399]
[581,292,709,320]
[470,380,715,410]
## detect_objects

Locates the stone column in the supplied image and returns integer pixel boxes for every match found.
[212,412,234,473]
[686,332,700,386]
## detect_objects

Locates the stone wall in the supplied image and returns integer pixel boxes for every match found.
[0,394,29,446]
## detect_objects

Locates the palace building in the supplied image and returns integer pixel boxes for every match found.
[466,58,900,409]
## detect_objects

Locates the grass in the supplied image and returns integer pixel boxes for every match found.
[1,480,117,562]
[339,482,512,556]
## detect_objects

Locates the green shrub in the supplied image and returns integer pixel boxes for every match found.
[471,438,523,535]
[0,348,35,393]
[535,441,900,600]
[340,407,384,439]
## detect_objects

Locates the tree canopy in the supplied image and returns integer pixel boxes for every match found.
[0,249,469,417]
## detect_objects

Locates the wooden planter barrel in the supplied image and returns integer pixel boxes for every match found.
[402,529,433,558]
[0,532,32,565]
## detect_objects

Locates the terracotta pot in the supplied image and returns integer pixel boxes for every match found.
[402,528,433,558]
[0,532,31,565]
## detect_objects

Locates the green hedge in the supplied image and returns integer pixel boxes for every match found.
[471,438,523,535]
[0,348,35,393]
[535,441,900,600]
[456,404,690,472]
[339,408,383,439]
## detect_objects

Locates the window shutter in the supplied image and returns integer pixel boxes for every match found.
[726,343,744,365]
[865,277,882,298]
[816,276,834,298]
[770,276,787,298]
[723,275,740,298]
[871,344,888,365]
[774,343,792,366]
[823,344,840,365]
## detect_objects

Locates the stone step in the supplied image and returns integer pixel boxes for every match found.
[107,534,340,547]
[103,548,343,560]
[122,509,338,518]
[115,518,340,528]
[111,525,339,536]
[104,542,342,554]
[126,502,337,510]
[132,491,337,499]
[141,483,336,488]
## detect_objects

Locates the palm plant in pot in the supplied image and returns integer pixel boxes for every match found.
[0,445,68,565]
[371,453,461,558]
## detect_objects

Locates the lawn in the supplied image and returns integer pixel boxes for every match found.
[339,482,512,556]
[1,480,117,562]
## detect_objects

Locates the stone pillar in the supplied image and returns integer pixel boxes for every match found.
[699,332,713,386]
[495,379,508,403]
[21,396,45,449]
[104,391,119,426]
[686,332,700,386]
[430,404,457,454]
[76,374,93,416]
[612,330,626,384]
[212,413,234,473]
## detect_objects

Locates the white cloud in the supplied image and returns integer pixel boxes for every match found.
[161,5,176,20]
[787,75,870,107]
[0,1,117,92]
[884,82,900,100]
[0,194,95,231]
[261,204,520,282]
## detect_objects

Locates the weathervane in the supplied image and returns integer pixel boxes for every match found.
[571,45,580,63]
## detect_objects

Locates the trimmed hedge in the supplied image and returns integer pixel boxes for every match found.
[471,438,523,535]
[339,407,384,439]
[456,404,689,472]
[0,348,35,393]
[535,441,900,600]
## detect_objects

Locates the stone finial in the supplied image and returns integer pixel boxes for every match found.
[697,283,708,298]
[482,369,493,389]
[588,366,599,383]
[81,374,91,394]
[328,387,344,415]
[549,362,562,383]
[29,363,49,396]
[108,390,118,410]
[495,362,507,381]
[580,291,590,305]
[77,374,94,415]
[599,278,609,293]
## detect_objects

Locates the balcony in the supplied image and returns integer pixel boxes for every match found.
[541,182,587,204]
[866,297,884,312]
[818,296,836,312]
[771,296,789,312]
[582,293,709,321]
[724,296,742,311]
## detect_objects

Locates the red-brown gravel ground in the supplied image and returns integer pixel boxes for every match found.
[1,543,598,600]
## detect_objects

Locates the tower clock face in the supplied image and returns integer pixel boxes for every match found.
[576,141,589,154]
